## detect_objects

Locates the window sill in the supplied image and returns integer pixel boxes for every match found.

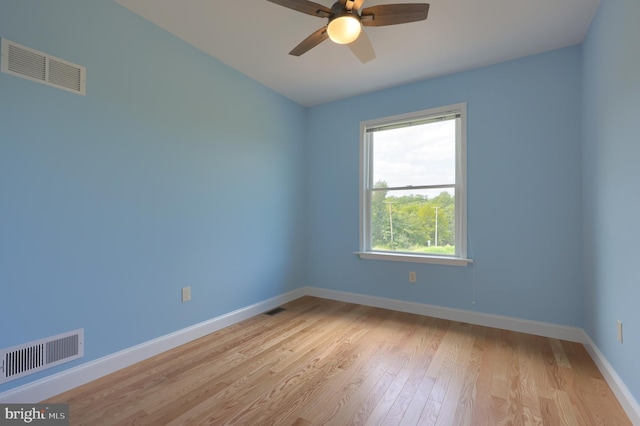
[354,251,473,266]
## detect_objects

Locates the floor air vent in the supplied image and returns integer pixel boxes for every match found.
[0,329,84,385]
[1,38,86,95]
[264,307,286,316]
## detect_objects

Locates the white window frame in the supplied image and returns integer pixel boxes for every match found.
[356,103,472,266]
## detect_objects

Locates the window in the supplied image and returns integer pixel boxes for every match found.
[358,103,470,265]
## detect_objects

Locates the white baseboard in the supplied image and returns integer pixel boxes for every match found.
[0,287,306,404]
[2,285,638,424]
[581,333,640,425]
[303,287,587,342]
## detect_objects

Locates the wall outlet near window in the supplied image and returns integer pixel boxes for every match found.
[182,286,191,303]
[409,272,417,283]
[617,320,623,343]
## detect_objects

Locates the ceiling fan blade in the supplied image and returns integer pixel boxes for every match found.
[267,0,331,18]
[351,0,365,10]
[342,0,365,10]
[289,27,329,56]
[361,3,429,26]
[348,30,376,63]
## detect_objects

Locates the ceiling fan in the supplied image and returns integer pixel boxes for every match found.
[267,0,430,63]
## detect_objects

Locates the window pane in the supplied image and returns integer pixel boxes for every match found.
[372,119,456,188]
[371,187,456,255]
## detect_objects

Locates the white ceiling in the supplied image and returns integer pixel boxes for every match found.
[115,0,600,107]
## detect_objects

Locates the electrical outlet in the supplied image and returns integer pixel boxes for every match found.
[409,272,417,283]
[182,286,191,303]
[617,320,623,343]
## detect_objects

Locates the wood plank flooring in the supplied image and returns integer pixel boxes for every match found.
[45,297,631,425]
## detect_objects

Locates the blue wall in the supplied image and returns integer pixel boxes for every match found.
[0,0,307,392]
[582,0,640,402]
[2,0,638,408]
[306,47,584,327]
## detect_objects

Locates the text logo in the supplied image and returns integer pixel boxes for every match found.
[0,404,68,425]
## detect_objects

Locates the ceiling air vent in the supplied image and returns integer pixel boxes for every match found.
[1,38,86,95]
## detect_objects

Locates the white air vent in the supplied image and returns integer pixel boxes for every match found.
[0,329,84,384]
[1,38,85,95]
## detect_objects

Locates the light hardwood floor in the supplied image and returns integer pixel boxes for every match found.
[45,296,631,425]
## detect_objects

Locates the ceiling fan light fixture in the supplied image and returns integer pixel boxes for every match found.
[327,13,361,44]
